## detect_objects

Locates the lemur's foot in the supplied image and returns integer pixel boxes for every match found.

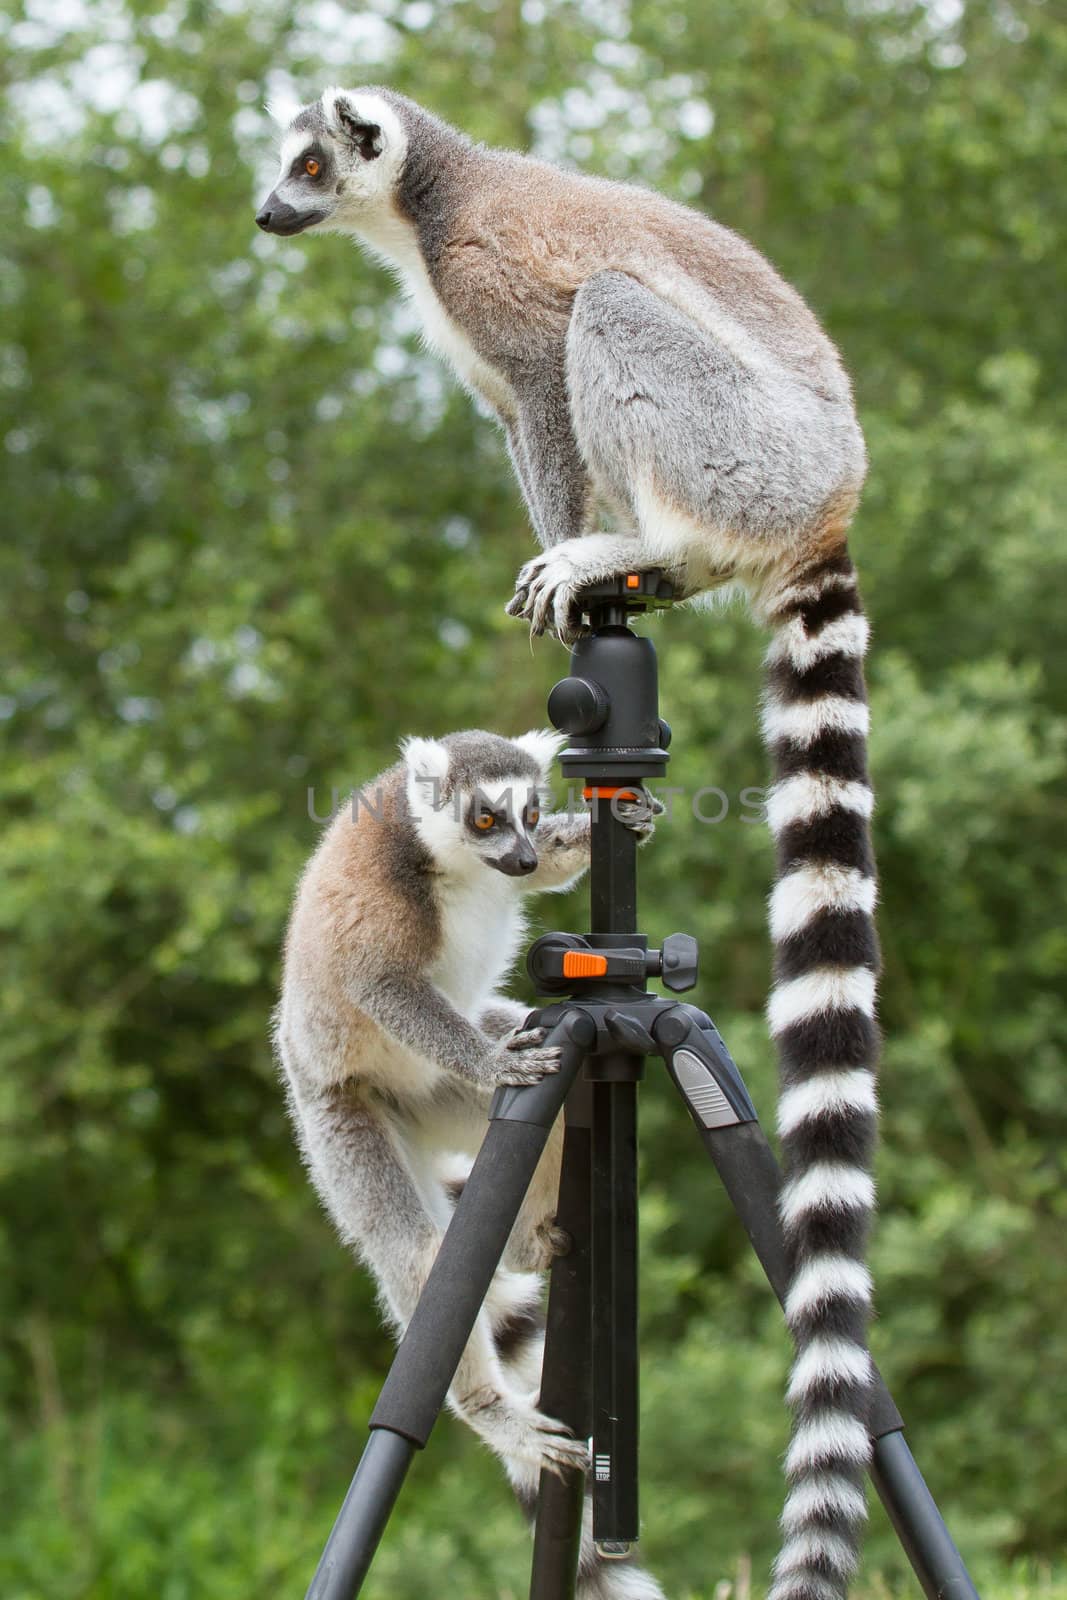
[465,1386,590,1476]
[492,1026,562,1087]
[505,535,641,643]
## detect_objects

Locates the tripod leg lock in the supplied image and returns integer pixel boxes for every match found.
[652,1004,758,1129]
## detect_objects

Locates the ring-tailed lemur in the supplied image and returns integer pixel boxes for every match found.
[259,91,879,1600]
[274,729,664,1600]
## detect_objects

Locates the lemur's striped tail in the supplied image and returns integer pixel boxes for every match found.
[759,545,880,1600]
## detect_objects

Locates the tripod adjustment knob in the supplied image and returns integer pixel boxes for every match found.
[603,1009,658,1054]
[651,933,699,993]
[547,676,609,736]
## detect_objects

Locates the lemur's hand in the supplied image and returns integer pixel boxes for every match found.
[505,534,649,645]
[506,551,587,645]
[491,1025,562,1087]
[614,789,665,841]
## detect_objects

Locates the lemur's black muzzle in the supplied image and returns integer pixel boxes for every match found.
[488,843,539,877]
[255,194,329,236]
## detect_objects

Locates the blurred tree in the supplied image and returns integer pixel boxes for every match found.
[1,0,1065,1595]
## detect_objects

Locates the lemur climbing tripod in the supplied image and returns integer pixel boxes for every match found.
[304,577,980,1600]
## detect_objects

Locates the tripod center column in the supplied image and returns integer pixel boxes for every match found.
[547,595,671,1556]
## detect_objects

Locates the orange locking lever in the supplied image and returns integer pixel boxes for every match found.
[582,786,643,803]
[561,951,609,979]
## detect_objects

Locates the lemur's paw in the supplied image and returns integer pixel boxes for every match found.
[476,1388,591,1472]
[508,550,601,643]
[534,1219,572,1266]
[533,1414,591,1477]
[493,1027,562,1087]
[615,789,666,840]
[508,549,590,645]
[464,1387,590,1476]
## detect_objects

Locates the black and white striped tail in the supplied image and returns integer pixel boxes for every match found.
[760,547,880,1600]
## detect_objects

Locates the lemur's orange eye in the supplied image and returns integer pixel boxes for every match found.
[527,808,540,828]
[474,810,495,832]
[305,157,320,177]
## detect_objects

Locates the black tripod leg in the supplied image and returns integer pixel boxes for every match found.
[872,1432,978,1600]
[651,1004,980,1600]
[305,1008,598,1600]
[529,1076,594,1600]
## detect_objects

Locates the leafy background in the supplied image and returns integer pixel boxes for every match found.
[2,0,1066,1595]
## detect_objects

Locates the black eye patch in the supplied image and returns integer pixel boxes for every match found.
[290,145,330,182]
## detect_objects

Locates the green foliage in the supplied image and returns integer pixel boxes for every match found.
[2,0,1065,1593]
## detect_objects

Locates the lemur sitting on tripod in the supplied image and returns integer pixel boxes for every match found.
[275,729,662,1600]
[260,91,879,1600]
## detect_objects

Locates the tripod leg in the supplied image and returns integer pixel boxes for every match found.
[529,1077,594,1600]
[305,1009,597,1600]
[871,1433,979,1600]
[651,1004,980,1600]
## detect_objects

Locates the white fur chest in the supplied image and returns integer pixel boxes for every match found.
[429,872,525,1018]
[355,212,519,422]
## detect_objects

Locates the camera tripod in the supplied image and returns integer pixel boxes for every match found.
[304,575,980,1600]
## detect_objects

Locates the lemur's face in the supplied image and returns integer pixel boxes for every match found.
[255,89,406,238]
[401,733,563,881]
[460,779,542,878]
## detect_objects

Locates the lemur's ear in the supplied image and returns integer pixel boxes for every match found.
[400,736,450,783]
[515,729,566,779]
[331,93,383,160]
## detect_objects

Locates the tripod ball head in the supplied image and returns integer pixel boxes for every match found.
[549,617,671,782]
[544,571,675,781]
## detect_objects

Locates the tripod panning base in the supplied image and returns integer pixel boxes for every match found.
[304,574,980,1600]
